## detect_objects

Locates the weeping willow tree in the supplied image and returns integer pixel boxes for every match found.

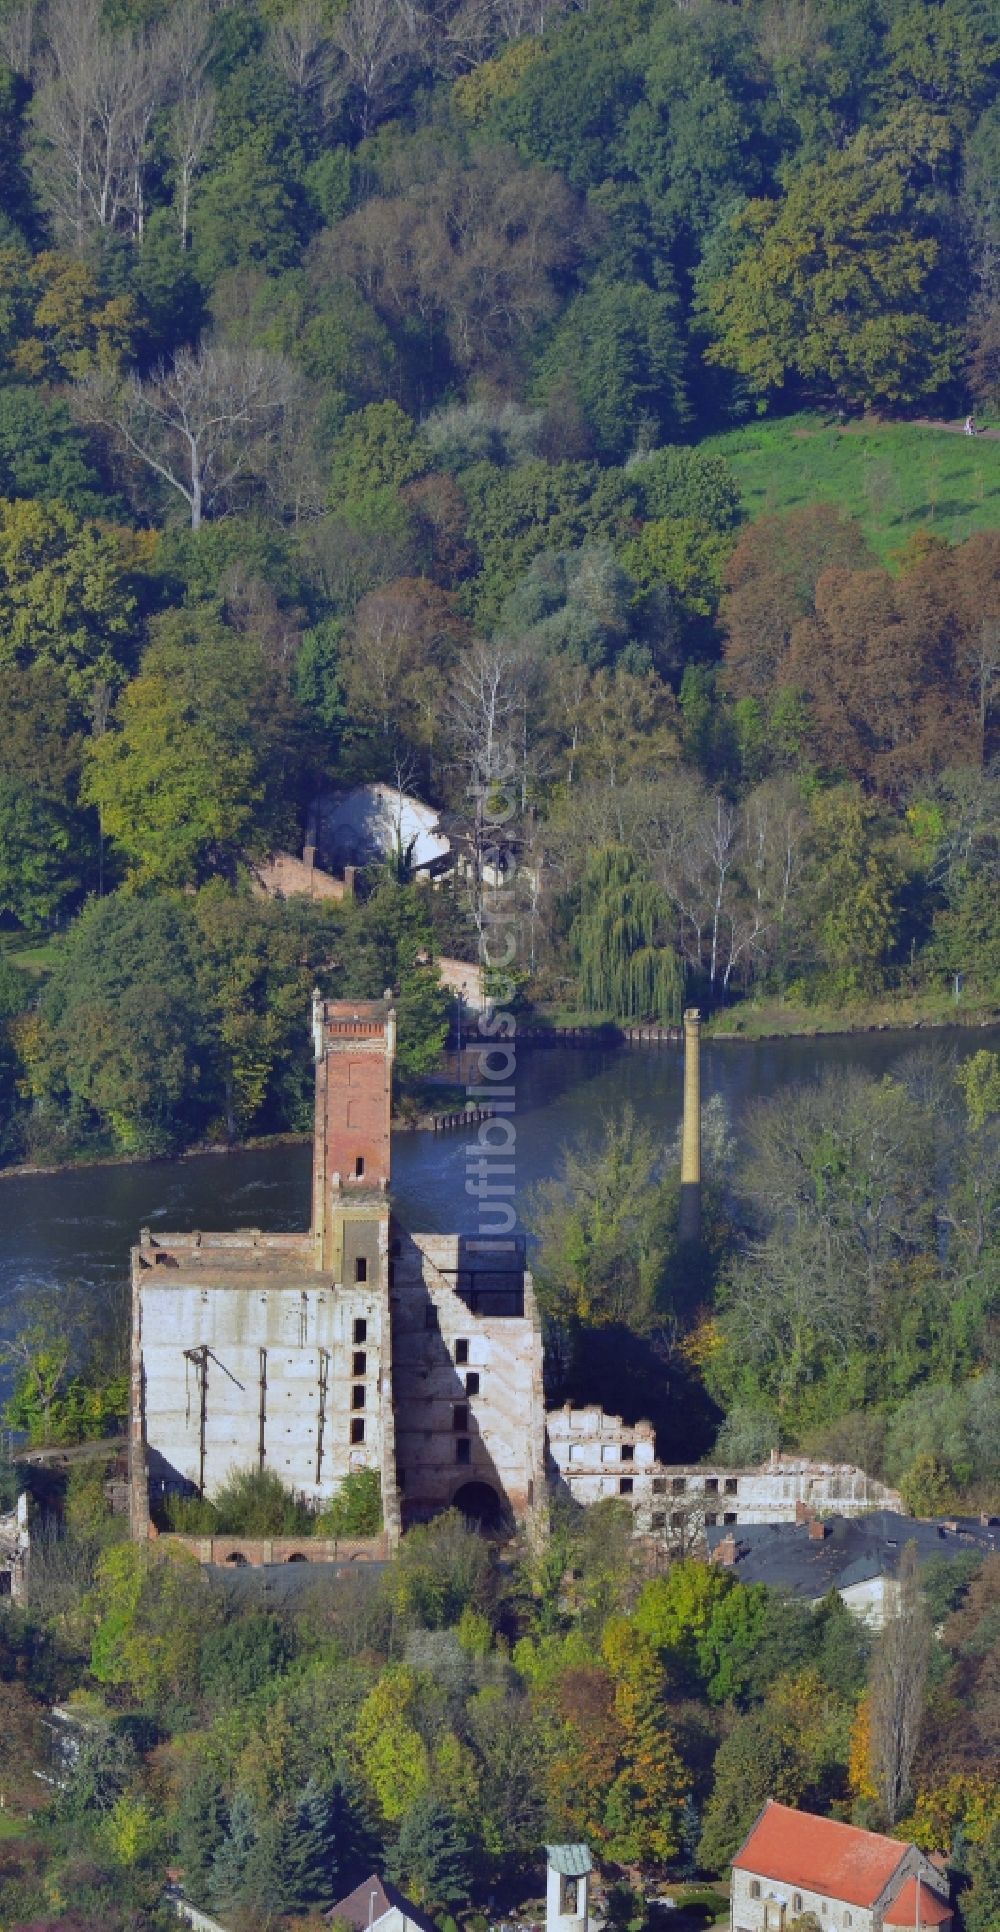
[571,845,683,1024]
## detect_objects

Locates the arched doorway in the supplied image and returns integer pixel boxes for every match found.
[451,1481,512,1535]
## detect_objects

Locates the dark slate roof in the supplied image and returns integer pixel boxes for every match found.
[326,1875,439,1932]
[704,1512,999,1599]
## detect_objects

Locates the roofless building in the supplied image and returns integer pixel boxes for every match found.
[129,996,545,1544]
[128,997,900,1551]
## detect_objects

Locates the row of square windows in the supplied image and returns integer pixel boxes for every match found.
[611,1479,739,1526]
[567,1462,741,1490]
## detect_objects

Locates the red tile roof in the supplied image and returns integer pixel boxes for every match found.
[883,1877,952,1927]
[734,1802,908,1908]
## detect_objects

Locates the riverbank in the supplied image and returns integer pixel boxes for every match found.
[710,996,996,1043]
[706,989,999,1041]
[0,1090,478,1182]
[0,1130,314,1182]
[2,1003,996,1182]
[533,988,999,1045]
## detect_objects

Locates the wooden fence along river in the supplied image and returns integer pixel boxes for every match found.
[446,1022,683,1054]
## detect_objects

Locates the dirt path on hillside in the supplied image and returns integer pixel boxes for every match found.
[889,417,1000,439]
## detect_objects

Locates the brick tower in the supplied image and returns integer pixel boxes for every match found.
[311,992,396,1275]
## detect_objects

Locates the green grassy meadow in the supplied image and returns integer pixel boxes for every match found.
[703,414,1000,562]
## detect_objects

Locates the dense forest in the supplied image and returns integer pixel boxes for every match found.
[4,1469,1000,1930]
[0,0,999,1164]
[1,0,1000,1924]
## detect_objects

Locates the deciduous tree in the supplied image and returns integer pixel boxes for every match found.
[706,108,962,406]
[324,144,584,380]
[29,0,170,245]
[530,1105,676,1331]
[84,609,284,888]
[0,497,138,702]
[869,1541,930,1825]
[78,342,296,528]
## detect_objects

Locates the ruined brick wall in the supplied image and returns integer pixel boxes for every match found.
[546,1407,903,1543]
[253,851,347,902]
[390,1229,546,1529]
[159,1532,390,1566]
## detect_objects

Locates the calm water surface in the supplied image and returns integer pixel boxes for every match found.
[1,1028,996,1388]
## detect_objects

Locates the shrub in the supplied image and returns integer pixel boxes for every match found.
[211,1468,316,1538]
[315,1468,383,1539]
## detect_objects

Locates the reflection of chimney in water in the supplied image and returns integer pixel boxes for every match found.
[679,1007,701,1243]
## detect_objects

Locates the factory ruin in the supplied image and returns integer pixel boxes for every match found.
[127,1000,900,1551]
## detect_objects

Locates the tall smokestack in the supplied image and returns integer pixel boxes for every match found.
[679,1007,701,1243]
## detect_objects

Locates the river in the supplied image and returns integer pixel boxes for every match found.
[1,1028,996,1394]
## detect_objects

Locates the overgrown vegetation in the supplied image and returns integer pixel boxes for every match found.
[4,1484,1000,1931]
[164,1465,384,1539]
[0,0,999,1172]
[1,0,999,1921]
[529,1048,1000,1511]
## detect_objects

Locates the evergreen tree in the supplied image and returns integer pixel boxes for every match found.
[210,1788,258,1914]
[385,1795,472,1912]
[281,1780,341,1913]
[175,1768,227,1908]
[963,1827,1000,1932]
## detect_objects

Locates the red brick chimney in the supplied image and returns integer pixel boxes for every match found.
[311,994,395,1266]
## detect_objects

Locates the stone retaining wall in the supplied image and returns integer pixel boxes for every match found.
[159,1532,389,1566]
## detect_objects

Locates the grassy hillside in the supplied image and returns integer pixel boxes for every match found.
[703,415,1000,562]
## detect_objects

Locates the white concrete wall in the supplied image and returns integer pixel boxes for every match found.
[546,1865,589,1932]
[137,1236,387,1506]
[838,1575,898,1629]
[437,956,486,1011]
